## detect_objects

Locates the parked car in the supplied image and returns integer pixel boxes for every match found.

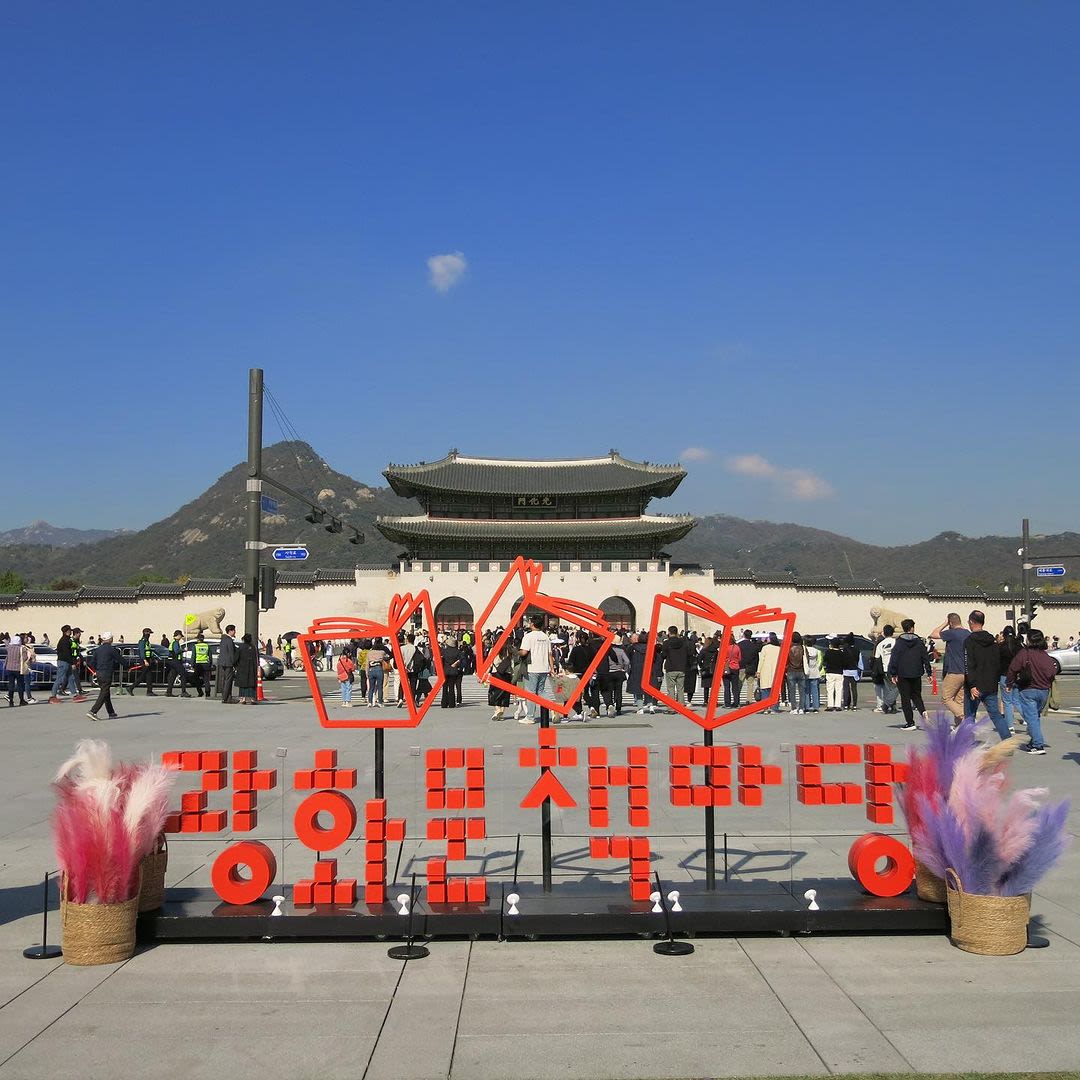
[1049,644,1079,674]
[0,644,58,690]
[180,639,283,681]
[803,634,878,678]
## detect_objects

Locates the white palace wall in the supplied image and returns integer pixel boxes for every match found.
[3,567,1076,643]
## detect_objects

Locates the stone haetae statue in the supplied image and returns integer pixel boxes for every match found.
[184,607,226,639]
[869,606,912,638]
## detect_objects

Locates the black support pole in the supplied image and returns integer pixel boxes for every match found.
[374,730,385,799]
[704,729,716,890]
[23,872,62,960]
[540,707,552,892]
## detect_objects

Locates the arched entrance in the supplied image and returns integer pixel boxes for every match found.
[434,596,474,633]
[599,596,636,633]
[511,596,553,632]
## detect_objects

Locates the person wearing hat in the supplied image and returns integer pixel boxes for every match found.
[86,632,121,720]
[129,627,159,696]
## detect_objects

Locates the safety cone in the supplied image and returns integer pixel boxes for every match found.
[257,667,265,702]
[931,673,939,697]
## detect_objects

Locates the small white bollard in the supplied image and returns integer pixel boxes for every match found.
[396,893,411,917]
[666,890,682,913]
[271,895,285,917]
[506,892,520,916]
[650,891,663,913]
[804,889,819,911]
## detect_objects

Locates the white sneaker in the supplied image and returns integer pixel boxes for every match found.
[873,707,883,713]
[637,707,647,715]
[567,711,583,721]
[587,707,598,719]
[518,717,536,725]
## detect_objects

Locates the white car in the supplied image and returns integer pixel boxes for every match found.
[1049,645,1079,674]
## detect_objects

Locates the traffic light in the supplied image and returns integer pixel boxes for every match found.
[259,564,277,610]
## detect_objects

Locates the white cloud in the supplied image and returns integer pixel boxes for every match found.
[725,454,834,500]
[680,446,712,462]
[427,251,467,293]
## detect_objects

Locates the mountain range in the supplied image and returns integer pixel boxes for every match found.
[0,441,1073,592]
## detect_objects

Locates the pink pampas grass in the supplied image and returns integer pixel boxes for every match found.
[52,742,174,905]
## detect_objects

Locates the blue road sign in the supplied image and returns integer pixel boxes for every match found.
[272,546,309,561]
[1035,565,1066,578]
[260,495,279,514]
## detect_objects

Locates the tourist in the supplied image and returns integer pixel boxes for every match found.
[887,619,931,730]
[86,632,121,720]
[216,624,238,703]
[1006,628,1057,755]
[397,633,417,707]
[802,635,823,712]
[336,645,356,706]
[70,629,85,694]
[785,631,806,714]
[963,609,1010,740]
[722,634,742,707]
[518,614,553,724]
[873,626,899,714]
[487,642,514,721]
[627,633,647,708]
[998,625,1023,730]
[698,631,720,709]
[657,625,691,709]
[737,630,760,705]
[439,635,463,709]
[684,633,700,705]
[757,632,782,713]
[366,636,388,706]
[841,632,861,710]
[823,637,846,711]
[235,633,260,705]
[599,638,629,716]
[23,633,38,703]
[929,612,970,724]
[48,624,74,703]
[6,634,28,706]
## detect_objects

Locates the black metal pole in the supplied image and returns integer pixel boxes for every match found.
[704,731,716,890]
[374,730,385,799]
[652,870,694,956]
[244,368,264,647]
[723,831,729,883]
[1022,516,1031,628]
[540,708,552,892]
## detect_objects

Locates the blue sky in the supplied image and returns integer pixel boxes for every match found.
[2,2,1077,543]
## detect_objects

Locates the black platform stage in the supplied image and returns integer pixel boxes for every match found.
[137,878,947,942]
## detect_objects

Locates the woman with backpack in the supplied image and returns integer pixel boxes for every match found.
[487,642,514,721]
[1005,628,1057,755]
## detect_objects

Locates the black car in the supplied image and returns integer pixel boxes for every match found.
[84,643,177,689]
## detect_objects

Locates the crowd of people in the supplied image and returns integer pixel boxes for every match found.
[2,612,1066,753]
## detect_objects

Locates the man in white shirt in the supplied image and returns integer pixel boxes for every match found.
[874,625,899,714]
[518,615,553,724]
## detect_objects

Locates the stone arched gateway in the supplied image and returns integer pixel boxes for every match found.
[599,596,636,633]
[434,595,474,632]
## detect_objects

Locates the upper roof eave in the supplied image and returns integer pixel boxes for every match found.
[384,450,686,499]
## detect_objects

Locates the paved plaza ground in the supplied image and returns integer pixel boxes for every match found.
[1,672,1079,1079]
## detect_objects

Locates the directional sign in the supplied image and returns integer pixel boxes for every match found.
[272,545,309,562]
[260,495,279,514]
[1035,565,1066,578]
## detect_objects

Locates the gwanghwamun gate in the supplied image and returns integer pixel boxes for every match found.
[5,452,1078,640]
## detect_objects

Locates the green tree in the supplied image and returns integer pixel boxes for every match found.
[127,572,171,586]
[49,577,81,591]
[0,570,25,593]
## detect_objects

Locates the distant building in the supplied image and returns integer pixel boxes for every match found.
[376,449,695,563]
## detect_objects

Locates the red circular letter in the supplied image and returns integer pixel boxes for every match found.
[848,832,915,897]
[211,841,277,905]
[294,790,357,851]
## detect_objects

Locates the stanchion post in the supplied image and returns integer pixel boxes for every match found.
[23,872,63,960]
[539,708,552,892]
[387,874,429,960]
[374,730,385,799]
[651,870,694,956]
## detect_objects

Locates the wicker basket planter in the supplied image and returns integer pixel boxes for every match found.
[945,869,1029,956]
[915,860,947,904]
[138,837,168,913]
[61,874,139,966]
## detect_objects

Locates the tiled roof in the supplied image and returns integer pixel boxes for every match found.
[277,571,317,585]
[752,573,796,585]
[185,577,242,592]
[927,588,987,600]
[712,570,755,583]
[795,576,839,589]
[384,451,686,498]
[137,583,185,597]
[79,586,140,600]
[18,591,80,604]
[880,583,928,596]
[836,580,882,593]
[315,569,359,583]
[376,514,695,544]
